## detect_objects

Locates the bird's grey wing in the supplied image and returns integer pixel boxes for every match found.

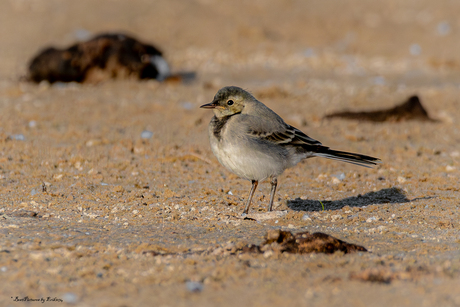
[243,116,322,146]
[240,115,380,167]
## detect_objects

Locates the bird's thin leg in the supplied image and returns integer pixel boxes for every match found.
[268,177,278,212]
[243,180,258,214]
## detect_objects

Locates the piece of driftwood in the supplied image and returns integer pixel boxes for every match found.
[28,33,194,83]
[324,95,436,122]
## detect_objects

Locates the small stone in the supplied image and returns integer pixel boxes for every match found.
[12,134,25,141]
[180,101,194,110]
[263,250,274,258]
[303,48,315,58]
[186,281,203,293]
[373,76,385,85]
[331,214,343,222]
[331,177,341,184]
[85,139,101,147]
[316,174,328,181]
[437,21,451,36]
[333,173,345,181]
[62,293,78,304]
[397,176,406,183]
[74,28,92,41]
[302,214,311,221]
[366,217,377,223]
[445,165,456,172]
[140,130,153,139]
[409,44,421,56]
[53,174,63,181]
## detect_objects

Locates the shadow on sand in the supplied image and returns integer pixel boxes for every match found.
[287,187,410,212]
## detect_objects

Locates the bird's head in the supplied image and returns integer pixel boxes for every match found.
[200,86,254,117]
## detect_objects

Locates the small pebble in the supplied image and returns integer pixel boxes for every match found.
[186,281,204,293]
[12,134,25,141]
[180,101,194,110]
[74,28,92,41]
[263,250,274,258]
[373,76,385,85]
[331,214,342,222]
[437,21,451,36]
[366,217,377,223]
[410,44,422,56]
[140,130,154,139]
[331,177,341,184]
[303,48,315,58]
[333,173,345,181]
[62,293,78,304]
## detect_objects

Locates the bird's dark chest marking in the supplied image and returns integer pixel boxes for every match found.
[211,116,231,141]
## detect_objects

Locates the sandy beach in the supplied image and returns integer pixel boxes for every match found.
[0,1,459,306]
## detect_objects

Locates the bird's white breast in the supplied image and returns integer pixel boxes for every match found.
[210,127,290,182]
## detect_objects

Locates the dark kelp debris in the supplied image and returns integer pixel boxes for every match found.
[260,229,367,254]
[232,230,366,255]
[28,33,195,83]
[138,230,366,258]
[324,95,436,122]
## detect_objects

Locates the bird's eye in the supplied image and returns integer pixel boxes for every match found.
[227,100,234,106]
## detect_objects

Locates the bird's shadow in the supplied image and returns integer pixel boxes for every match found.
[287,187,411,212]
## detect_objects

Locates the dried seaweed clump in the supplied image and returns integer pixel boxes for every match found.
[259,229,367,254]
[28,33,175,83]
[324,95,436,122]
[230,230,367,255]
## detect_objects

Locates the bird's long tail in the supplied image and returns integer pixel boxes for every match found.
[314,148,381,168]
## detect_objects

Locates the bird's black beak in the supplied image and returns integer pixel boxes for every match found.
[200,100,219,109]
